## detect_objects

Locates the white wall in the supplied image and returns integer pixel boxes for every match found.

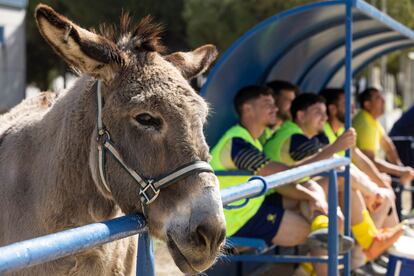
[0,7,26,112]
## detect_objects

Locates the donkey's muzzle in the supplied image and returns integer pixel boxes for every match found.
[190,209,226,254]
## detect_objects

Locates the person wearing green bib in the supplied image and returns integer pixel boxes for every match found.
[211,86,344,276]
[320,88,404,271]
[259,80,299,146]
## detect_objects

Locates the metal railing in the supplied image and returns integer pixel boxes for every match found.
[390,135,414,219]
[0,157,350,275]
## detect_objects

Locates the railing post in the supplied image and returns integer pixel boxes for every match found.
[344,0,353,274]
[328,169,339,276]
[136,233,155,276]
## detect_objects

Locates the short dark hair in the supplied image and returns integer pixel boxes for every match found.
[266,80,299,96]
[358,87,380,108]
[319,88,344,115]
[234,85,273,117]
[290,93,326,120]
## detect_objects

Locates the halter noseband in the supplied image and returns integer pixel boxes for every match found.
[95,80,214,205]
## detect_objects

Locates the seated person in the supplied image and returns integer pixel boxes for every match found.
[259,80,299,145]
[353,87,414,186]
[390,105,414,211]
[320,88,403,268]
[210,86,349,276]
[263,93,403,264]
[389,104,414,168]
[320,88,398,220]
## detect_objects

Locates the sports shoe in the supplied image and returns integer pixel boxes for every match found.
[374,254,389,269]
[351,261,387,276]
[306,228,354,254]
[364,226,403,261]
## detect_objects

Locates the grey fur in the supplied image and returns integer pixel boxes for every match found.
[0,4,225,275]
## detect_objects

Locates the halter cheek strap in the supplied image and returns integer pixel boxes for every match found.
[95,80,214,205]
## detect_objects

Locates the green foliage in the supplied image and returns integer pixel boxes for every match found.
[366,0,414,76]
[183,0,314,51]
[27,0,186,90]
[385,0,414,29]
[27,0,414,89]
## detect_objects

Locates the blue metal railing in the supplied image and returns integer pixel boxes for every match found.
[218,161,346,276]
[389,135,414,220]
[0,157,350,275]
[0,215,147,273]
[0,26,4,45]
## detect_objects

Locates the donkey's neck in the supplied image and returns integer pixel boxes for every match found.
[41,76,119,225]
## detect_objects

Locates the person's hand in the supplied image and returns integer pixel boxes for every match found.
[305,191,328,216]
[369,188,389,211]
[332,128,356,153]
[380,173,392,188]
[312,196,328,215]
[400,166,414,186]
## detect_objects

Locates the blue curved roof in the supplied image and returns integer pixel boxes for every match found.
[201,0,414,147]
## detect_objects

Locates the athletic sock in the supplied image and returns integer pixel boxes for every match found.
[300,262,317,276]
[310,215,329,232]
[351,209,378,249]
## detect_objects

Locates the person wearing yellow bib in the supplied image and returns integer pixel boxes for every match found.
[353,87,414,186]
[211,86,343,276]
[320,88,403,270]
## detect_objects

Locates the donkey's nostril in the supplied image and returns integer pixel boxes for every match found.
[217,227,226,245]
[192,222,226,251]
[195,225,209,248]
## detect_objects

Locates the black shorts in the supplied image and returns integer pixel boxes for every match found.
[233,192,285,246]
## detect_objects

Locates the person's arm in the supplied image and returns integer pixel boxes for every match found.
[256,161,315,201]
[260,130,353,200]
[295,128,356,166]
[351,147,390,188]
[349,163,380,197]
[361,148,414,185]
[231,138,316,201]
[380,135,403,165]
[362,148,403,175]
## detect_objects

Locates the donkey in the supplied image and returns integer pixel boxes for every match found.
[0,4,226,275]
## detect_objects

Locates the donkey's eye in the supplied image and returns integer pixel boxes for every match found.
[135,113,162,129]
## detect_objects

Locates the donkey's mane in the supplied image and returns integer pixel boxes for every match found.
[97,13,166,53]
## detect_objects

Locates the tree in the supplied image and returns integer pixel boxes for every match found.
[183,0,314,52]
[27,0,414,89]
[27,0,186,90]
[365,0,414,76]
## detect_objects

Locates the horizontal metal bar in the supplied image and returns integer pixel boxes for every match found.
[390,136,414,142]
[221,157,350,205]
[222,254,344,264]
[215,170,251,176]
[0,214,147,273]
[401,187,414,192]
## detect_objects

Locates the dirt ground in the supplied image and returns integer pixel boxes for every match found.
[154,241,184,276]
[153,191,413,275]
[154,241,295,276]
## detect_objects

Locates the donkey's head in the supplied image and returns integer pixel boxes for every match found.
[35,4,225,273]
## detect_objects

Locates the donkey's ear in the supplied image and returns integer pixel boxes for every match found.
[35,4,123,81]
[165,44,218,80]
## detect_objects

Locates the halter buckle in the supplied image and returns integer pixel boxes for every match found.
[97,129,111,145]
[139,180,160,205]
